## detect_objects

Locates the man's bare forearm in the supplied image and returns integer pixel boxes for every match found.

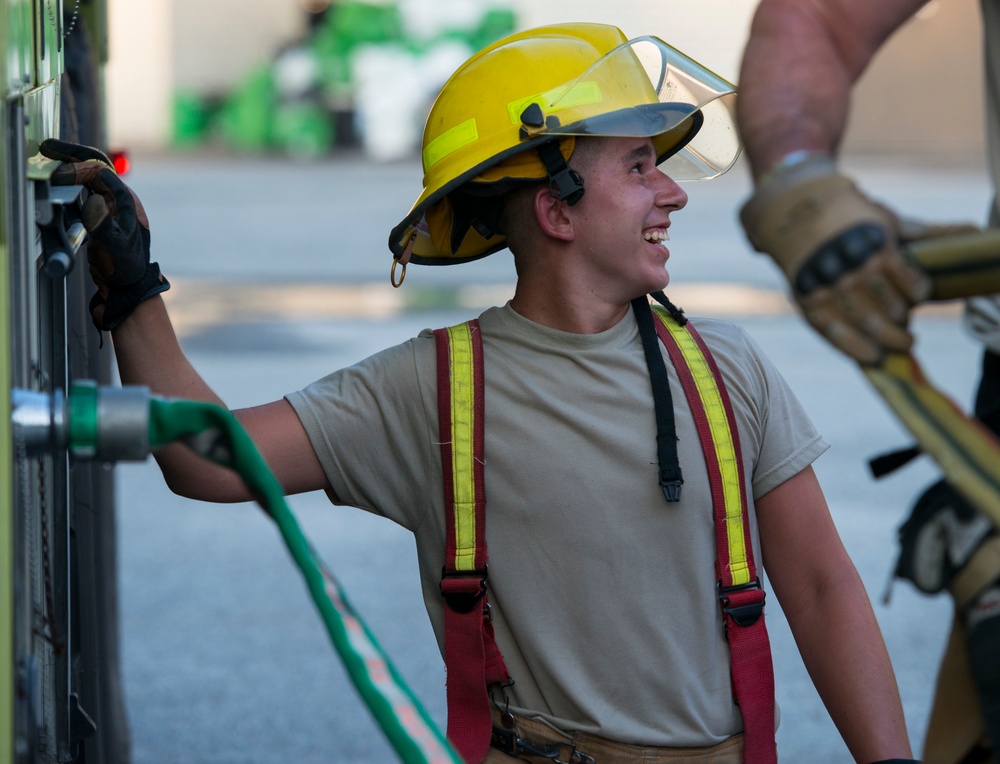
[787,566,912,761]
[110,297,255,501]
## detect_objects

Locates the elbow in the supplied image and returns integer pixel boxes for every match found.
[162,469,212,501]
[156,453,249,503]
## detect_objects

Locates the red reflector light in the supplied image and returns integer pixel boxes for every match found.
[110,150,130,175]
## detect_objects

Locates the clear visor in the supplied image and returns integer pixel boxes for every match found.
[529,36,740,180]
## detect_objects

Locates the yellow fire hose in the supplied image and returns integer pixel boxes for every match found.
[861,230,1000,763]
[864,231,1000,530]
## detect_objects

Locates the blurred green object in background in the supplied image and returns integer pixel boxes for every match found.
[218,66,277,153]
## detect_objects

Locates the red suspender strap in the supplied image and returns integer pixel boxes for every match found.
[653,309,777,764]
[434,320,510,764]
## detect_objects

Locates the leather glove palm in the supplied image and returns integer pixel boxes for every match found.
[39,138,169,331]
[741,154,955,365]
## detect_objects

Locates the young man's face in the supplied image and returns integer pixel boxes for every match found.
[567,136,688,303]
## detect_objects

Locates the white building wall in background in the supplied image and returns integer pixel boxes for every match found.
[106,0,173,149]
[105,0,755,150]
[104,0,983,158]
[514,1,756,83]
[171,0,303,94]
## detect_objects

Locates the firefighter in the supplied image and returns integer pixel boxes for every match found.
[42,22,913,763]
[738,1,1000,760]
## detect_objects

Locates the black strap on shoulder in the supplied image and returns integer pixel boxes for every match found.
[631,296,683,503]
[651,290,687,325]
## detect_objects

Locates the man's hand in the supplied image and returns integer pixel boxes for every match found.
[39,138,169,331]
[741,153,935,365]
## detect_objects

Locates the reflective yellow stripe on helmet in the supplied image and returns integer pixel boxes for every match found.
[424,118,479,171]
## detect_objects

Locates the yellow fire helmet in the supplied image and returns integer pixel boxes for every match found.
[388,22,739,281]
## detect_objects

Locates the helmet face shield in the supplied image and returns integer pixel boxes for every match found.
[534,36,739,180]
[389,24,741,266]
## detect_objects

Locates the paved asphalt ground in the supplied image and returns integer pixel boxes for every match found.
[112,149,991,762]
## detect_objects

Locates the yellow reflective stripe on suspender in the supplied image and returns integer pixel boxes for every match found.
[444,322,480,572]
[655,311,753,587]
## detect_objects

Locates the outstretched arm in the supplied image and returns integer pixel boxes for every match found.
[757,467,912,762]
[39,139,330,503]
[112,296,329,502]
[736,0,962,366]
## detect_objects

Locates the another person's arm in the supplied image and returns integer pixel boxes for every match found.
[757,466,912,762]
[738,0,926,179]
[737,0,947,366]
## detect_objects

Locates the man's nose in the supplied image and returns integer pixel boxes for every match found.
[656,173,688,211]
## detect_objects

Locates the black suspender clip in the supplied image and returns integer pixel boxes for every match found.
[718,578,765,628]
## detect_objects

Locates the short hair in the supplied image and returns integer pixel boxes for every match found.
[496,180,546,260]
[497,137,602,261]
[449,137,601,266]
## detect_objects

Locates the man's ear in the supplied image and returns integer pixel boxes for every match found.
[533,186,575,242]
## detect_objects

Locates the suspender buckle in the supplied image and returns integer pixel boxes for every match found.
[718,578,766,628]
[440,565,489,614]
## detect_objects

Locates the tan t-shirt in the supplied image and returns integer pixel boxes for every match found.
[286,303,828,747]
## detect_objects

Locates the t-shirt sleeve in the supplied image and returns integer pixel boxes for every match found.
[284,334,441,531]
[705,321,829,499]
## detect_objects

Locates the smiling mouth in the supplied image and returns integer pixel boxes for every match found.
[643,229,670,246]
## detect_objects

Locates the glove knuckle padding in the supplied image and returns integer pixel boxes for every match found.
[97,170,136,219]
[39,138,114,170]
[741,156,933,364]
[741,161,894,288]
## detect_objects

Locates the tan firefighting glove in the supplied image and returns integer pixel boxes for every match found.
[741,153,938,366]
[39,138,169,331]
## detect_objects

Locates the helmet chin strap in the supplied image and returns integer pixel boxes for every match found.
[650,290,687,323]
[519,103,585,205]
[536,140,585,205]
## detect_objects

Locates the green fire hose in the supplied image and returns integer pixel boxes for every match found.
[12,381,467,761]
[146,397,462,764]
[146,397,463,764]
[30,384,462,763]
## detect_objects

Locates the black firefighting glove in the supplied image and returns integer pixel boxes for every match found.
[39,138,169,331]
[740,153,974,366]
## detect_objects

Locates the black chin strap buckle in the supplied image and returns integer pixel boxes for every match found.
[535,140,584,206]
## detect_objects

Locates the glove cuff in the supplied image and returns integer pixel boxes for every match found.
[740,154,904,295]
[739,152,840,252]
[91,262,170,331]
